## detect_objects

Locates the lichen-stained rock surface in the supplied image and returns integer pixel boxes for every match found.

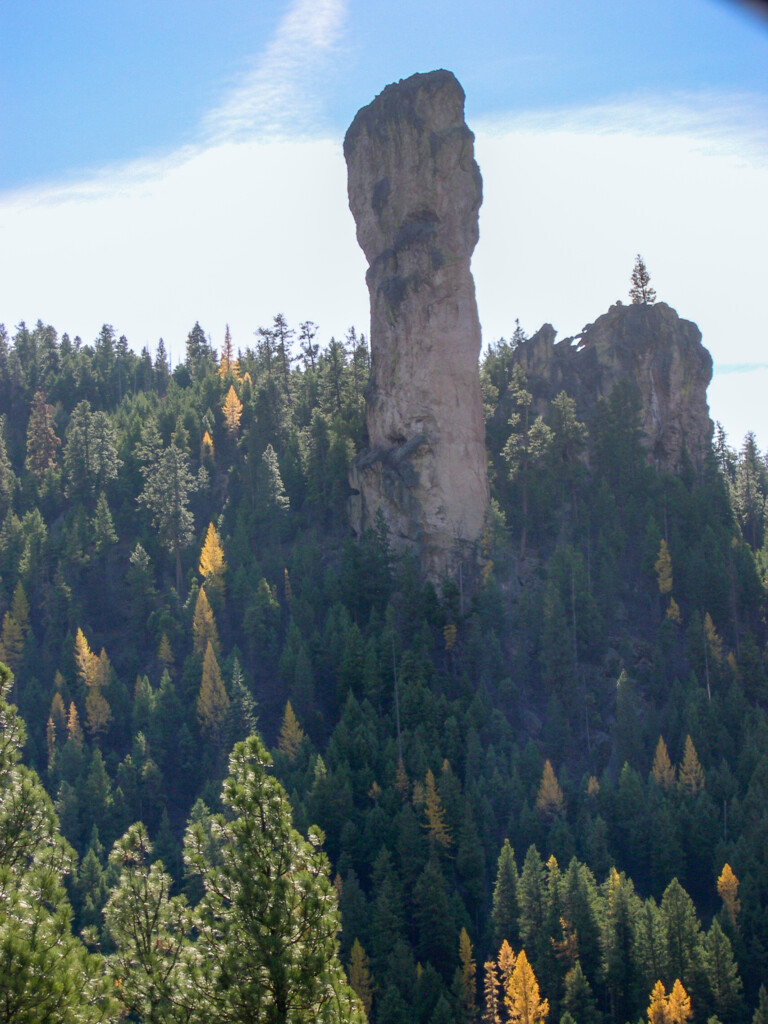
[344,69,489,580]
[513,301,713,471]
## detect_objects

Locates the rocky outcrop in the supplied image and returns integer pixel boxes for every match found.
[513,302,713,471]
[344,70,489,579]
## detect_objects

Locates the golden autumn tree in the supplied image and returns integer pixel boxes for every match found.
[648,980,668,1024]
[535,760,565,818]
[197,640,229,740]
[158,632,174,671]
[192,586,220,657]
[67,702,84,746]
[278,700,305,761]
[504,949,549,1024]
[199,521,227,597]
[85,648,113,737]
[483,960,502,1024]
[423,768,452,848]
[667,979,692,1024]
[717,863,741,930]
[679,735,705,796]
[498,939,517,991]
[458,928,477,1020]
[651,736,676,789]
[11,582,30,636]
[347,939,373,1017]
[74,628,112,737]
[655,539,673,595]
[49,691,67,736]
[222,384,243,438]
[200,430,215,464]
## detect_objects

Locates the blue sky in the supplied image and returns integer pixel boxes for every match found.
[1,0,767,445]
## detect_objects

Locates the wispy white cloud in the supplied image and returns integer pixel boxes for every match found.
[202,0,348,143]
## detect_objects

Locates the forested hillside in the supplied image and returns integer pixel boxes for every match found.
[1,314,768,1024]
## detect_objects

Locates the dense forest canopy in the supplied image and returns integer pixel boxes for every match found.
[1,311,768,1024]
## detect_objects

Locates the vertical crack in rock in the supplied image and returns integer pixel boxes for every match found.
[344,70,489,580]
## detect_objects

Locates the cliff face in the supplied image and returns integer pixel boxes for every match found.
[344,70,489,579]
[513,302,714,471]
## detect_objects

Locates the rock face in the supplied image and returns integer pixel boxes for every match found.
[344,70,489,579]
[512,301,713,471]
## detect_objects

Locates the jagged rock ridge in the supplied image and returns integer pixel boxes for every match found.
[513,301,714,471]
[344,70,489,579]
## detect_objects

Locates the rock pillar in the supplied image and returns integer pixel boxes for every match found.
[344,69,489,579]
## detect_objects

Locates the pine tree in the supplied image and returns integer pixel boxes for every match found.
[25,389,61,477]
[504,949,549,1024]
[0,611,24,672]
[703,919,742,1020]
[104,822,196,1023]
[197,641,229,741]
[0,663,113,1022]
[184,734,366,1023]
[492,839,519,947]
[138,439,197,593]
[630,254,657,304]
[91,491,117,552]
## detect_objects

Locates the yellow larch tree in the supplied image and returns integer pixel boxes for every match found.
[11,582,30,636]
[667,979,692,1024]
[498,939,517,990]
[158,632,174,671]
[459,928,477,1020]
[504,949,549,1024]
[423,768,452,848]
[717,863,741,930]
[482,960,502,1024]
[679,735,705,796]
[222,384,243,438]
[49,691,67,736]
[536,760,565,818]
[278,700,305,761]
[199,521,227,597]
[85,648,113,737]
[648,980,669,1024]
[200,430,215,464]
[192,586,220,657]
[197,640,229,740]
[347,939,373,1017]
[655,539,673,595]
[67,702,84,746]
[651,736,676,789]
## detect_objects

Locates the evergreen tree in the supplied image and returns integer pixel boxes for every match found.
[492,839,519,947]
[138,440,197,593]
[630,255,657,304]
[0,663,113,1023]
[184,734,366,1024]
[25,389,61,477]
